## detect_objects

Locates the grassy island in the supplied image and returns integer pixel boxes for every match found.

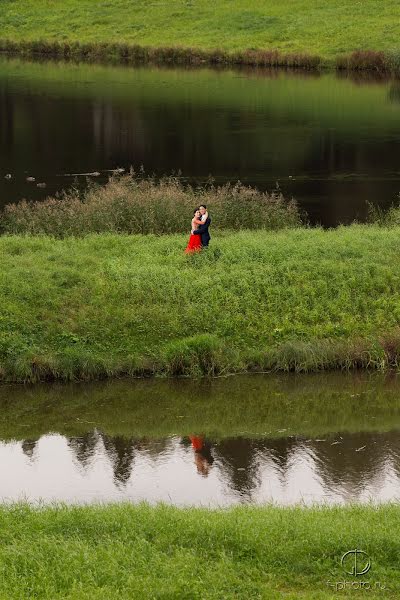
[1,222,400,382]
[0,503,397,598]
[0,1,399,70]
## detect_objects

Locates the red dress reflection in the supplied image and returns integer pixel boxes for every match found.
[189,435,214,477]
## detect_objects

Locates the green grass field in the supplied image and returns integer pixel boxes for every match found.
[2,226,400,382]
[0,0,399,63]
[0,503,397,599]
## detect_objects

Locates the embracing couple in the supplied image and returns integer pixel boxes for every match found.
[184,204,211,254]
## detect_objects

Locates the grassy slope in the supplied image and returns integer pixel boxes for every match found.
[0,503,398,599]
[0,0,399,61]
[2,226,400,381]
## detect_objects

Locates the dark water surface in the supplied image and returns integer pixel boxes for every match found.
[2,373,400,505]
[1,58,400,226]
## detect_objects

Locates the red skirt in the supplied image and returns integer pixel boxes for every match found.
[185,233,202,254]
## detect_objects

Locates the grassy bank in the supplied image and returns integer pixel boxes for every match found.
[0,0,399,70]
[0,503,397,598]
[2,226,400,382]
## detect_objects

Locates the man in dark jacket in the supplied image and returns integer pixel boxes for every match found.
[193,204,211,247]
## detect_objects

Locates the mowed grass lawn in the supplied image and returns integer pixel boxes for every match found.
[0,0,399,60]
[0,503,398,599]
[2,226,400,381]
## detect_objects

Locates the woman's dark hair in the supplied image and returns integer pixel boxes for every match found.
[199,204,207,209]
[193,207,200,215]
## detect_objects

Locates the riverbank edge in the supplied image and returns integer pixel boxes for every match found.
[0,39,398,74]
[0,502,397,598]
[3,327,400,384]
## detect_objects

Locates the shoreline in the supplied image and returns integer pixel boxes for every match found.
[0,40,398,74]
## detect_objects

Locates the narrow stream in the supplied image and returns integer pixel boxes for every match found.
[1,373,400,505]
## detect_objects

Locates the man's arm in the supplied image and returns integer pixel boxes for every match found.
[193,218,210,235]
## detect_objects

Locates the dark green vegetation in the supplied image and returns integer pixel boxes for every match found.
[2,226,400,382]
[1,176,301,236]
[0,502,397,598]
[368,202,400,227]
[2,373,400,441]
[0,39,322,71]
[0,0,399,71]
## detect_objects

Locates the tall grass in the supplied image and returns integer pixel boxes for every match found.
[3,38,400,73]
[0,174,302,236]
[335,50,400,73]
[0,503,398,598]
[0,39,322,70]
[387,49,400,75]
[367,196,400,226]
[2,227,400,382]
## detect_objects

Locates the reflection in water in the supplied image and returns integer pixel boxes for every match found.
[21,439,38,460]
[0,428,398,506]
[187,435,214,477]
[1,58,400,225]
[1,372,400,505]
[389,83,400,104]
[101,434,136,486]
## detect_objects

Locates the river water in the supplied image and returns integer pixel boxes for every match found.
[2,59,400,505]
[1,373,400,506]
[0,57,400,226]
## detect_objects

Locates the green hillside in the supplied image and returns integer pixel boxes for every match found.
[2,226,400,382]
[1,0,399,62]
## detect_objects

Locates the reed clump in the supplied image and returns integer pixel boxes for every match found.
[367,197,400,226]
[0,174,302,237]
[336,50,390,72]
[387,49,400,74]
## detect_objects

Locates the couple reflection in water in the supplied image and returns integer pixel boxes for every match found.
[188,434,214,476]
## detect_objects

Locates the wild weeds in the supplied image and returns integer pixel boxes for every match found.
[0,39,322,70]
[4,39,400,74]
[367,196,400,226]
[0,174,302,237]
[336,50,389,72]
[387,49,400,74]
[3,39,400,73]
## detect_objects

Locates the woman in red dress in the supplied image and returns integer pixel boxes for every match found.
[184,208,203,254]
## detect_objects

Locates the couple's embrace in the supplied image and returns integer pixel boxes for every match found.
[184,204,211,254]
